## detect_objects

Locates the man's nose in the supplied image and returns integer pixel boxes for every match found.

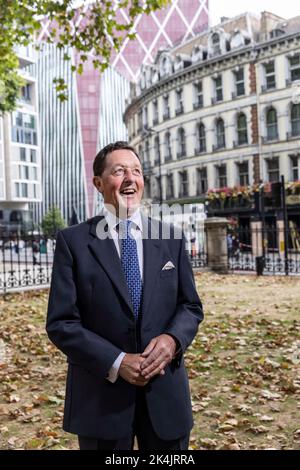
[124,169,135,181]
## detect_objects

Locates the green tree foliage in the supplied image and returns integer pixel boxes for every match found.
[0,0,170,113]
[41,206,66,238]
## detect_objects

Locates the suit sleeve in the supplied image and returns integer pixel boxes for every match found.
[46,230,122,378]
[164,234,204,366]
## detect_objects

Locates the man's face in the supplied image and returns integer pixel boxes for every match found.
[93,149,144,217]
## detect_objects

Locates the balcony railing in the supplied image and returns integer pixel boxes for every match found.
[212,143,225,152]
[175,104,184,116]
[194,145,206,155]
[163,109,170,120]
[233,138,248,148]
[286,131,300,140]
[261,134,279,144]
[177,151,186,159]
[193,99,203,110]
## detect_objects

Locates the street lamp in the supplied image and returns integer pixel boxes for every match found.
[141,126,163,220]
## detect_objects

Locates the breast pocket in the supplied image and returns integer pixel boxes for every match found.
[160,268,176,278]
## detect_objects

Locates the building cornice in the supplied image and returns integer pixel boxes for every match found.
[124,31,300,122]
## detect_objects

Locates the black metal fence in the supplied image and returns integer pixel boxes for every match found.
[4,224,298,294]
[0,229,208,293]
[0,233,55,293]
[228,226,300,275]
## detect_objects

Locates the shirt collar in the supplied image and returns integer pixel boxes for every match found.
[104,206,143,233]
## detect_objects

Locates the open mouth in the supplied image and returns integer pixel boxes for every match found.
[120,188,136,196]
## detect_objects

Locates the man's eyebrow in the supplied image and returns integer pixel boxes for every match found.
[112,164,141,169]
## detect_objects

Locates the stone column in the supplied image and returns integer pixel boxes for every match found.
[277,219,285,255]
[251,220,263,257]
[204,217,228,273]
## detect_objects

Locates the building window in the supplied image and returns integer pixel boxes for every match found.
[154,135,160,165]
[163,95,170,120]
[291,103,300,136]
[19,165,29,180]
[143,106,148,130]
[196,123,206,153]
[237,113,248,145]
[175,89,184,115]
[237,162,249,186]
[217,164,227,188]
[266,107,278,141]
[11,112,37,145]
[166,174,174,199]
[30,149,37,163]
[32,167,37,180]
[266,158,280,182]
[289,54,300,82]
[263,61,276,90]
[138,109,143,132]
[155,177,161,201]
[138,144,143,163]
[213,75,223,103]
[179,171,188,197]
[153,100,159,125]
[290,155,299,181]
[21,84,31,102]
[196,168,207,195]
[216,118,225,149]
[177,128,186,158]
[193,81,203,109]
[164,132,172,161]
[212,33,221,56]
[145,139,150,164]
[20,147,26,161]
[15,182,28,198]
[234,68,245,97]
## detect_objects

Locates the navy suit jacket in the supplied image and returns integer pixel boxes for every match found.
[46,214,203,440]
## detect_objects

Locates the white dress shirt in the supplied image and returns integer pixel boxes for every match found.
[104,208,144,383]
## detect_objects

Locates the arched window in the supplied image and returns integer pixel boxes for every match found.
[164,132,172,161]
[266,107,278,141]
[197,123,206,153]
[291,103,300,137]
[216,118,225,149]
[177,128,186,158]
[212,33,221,55]
[237,113,248,145]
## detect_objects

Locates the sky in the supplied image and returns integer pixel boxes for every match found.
[209,0,300,26]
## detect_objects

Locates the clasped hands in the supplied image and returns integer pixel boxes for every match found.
[119,334,176,386]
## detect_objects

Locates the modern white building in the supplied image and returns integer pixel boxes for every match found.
[0,44,41,235]
[124,11,300,229]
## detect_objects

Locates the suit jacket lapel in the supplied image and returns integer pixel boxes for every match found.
[88,216,134,316]
[141,215,162,318]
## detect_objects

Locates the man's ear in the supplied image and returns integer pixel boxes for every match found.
[93,176,103,193]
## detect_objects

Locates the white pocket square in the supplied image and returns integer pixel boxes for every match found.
[162,261,175,271]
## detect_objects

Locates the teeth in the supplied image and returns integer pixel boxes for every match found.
[122,189,135,194]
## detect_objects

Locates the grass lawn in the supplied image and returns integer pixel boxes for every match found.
[0,272,299,450]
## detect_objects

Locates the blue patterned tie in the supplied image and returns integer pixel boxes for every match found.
[119,220,142,319]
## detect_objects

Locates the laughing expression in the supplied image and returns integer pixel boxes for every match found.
[93,149,144,217]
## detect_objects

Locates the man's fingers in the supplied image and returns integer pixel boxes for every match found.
[144,363,166,380]
[141,339,157,358]
[142,357,166,378]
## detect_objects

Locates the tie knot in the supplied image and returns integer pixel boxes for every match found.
[119,219,132,238]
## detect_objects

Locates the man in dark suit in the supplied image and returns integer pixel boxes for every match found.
[46,141,203,450]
